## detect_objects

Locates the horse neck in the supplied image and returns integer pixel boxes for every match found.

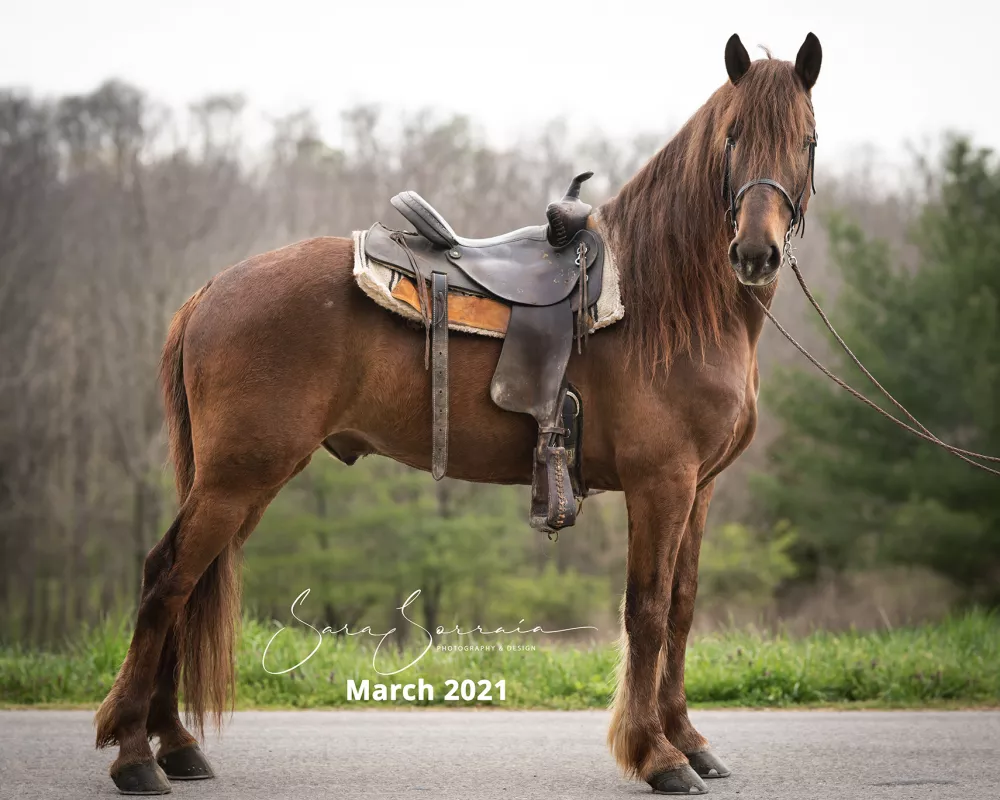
[598,129,751,369]
[737,281,776,353]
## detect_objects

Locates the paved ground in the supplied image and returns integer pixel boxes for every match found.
[1,710,998,799]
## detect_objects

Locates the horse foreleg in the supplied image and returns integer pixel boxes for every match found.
[657,480,732,779]
[608,465,708,795]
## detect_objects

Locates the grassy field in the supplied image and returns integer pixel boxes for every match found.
[2,611,998,709]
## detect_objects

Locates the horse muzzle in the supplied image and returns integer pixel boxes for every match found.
[729,237,781,286]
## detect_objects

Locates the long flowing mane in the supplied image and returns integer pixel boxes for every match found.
[599,58,816,372]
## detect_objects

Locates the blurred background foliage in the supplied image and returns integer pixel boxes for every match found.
[1,80,997,648]
[755,139,1000,604]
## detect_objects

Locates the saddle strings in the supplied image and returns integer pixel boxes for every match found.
[753,263,1000,476]
[575,241,590,353]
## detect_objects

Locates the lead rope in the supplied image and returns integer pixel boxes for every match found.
[754,243,1000,476]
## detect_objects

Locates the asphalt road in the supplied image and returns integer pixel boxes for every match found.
[1,710,998,799]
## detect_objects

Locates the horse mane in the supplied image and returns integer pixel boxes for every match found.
[599,58,816,373]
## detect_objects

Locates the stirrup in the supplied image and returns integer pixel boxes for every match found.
[529,434,576,533]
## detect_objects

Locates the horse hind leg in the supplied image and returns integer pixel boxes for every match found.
[657,481,732,780]
[94,489,249,794]
[145,624,209,781]
[94,455,311,796]
[144,498,276,783]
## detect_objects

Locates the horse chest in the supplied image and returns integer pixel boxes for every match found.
[679,355,760,475]
[707,363,760,477]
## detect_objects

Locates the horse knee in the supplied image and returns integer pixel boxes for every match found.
[671,576,698,616]
[623,583,668,642]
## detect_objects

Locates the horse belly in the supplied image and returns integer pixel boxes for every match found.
[330,303,540,484]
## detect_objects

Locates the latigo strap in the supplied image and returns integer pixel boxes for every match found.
[430,271,449,480]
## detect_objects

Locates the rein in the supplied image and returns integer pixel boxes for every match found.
[753,260,1000,477]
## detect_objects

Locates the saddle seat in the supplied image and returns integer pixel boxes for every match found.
[391,190,541,249]
[362,172,605,534]
[365,222,602,308]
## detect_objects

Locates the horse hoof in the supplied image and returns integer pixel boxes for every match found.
[111,761,172,795]
[648,763,708,794]
[157,743,215,780]
[686,750,731,779]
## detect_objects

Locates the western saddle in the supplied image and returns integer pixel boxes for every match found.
[363,172,605,533]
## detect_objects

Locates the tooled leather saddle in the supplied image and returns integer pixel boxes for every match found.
[363,172,605,533]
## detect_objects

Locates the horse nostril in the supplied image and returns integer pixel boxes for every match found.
[728,240,740,267]
[768,244,781,269]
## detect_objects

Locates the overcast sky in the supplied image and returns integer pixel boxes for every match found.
[3,0,998,173]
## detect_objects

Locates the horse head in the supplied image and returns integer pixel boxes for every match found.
[721,32,822,286]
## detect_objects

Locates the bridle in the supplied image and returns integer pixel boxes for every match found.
[722,129,818,265]
[725,123,1000,477]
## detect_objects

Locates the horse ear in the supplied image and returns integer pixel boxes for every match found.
[725,34,751,85]
[795,32,822,90]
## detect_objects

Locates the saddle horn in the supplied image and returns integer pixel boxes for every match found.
[546,171,594,248]
[564,171,593,199]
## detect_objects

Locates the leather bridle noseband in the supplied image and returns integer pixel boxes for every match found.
[722,130,818,259]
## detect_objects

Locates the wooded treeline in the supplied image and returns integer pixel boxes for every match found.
[1,80,994,647]
[0,80,660,645]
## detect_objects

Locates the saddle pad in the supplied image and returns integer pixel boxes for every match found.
[352,218,624,339]
[392,276,511,334]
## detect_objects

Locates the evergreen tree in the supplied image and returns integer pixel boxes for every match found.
[757,137,1000,600]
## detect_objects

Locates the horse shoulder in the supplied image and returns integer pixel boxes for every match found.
[675,339,760,467]
[692,344,761,480]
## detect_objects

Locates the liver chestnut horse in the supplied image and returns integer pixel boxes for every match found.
[95,32,823,796]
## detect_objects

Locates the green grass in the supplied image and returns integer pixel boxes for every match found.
[2,611,999,709]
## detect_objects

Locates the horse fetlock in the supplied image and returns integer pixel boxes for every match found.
[95,691,122,748]
[664,716,709,755]
[147,712,197,754]
[95,681,146,750]
[609,704,688,780]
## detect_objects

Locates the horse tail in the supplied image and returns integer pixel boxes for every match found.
[180,531,242,738]
[159,280,241,736]
[160,283,209,503]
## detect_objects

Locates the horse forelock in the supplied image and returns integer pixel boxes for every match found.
[599,57,816,374]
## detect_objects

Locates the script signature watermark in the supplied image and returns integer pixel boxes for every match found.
[261,589,598,677]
